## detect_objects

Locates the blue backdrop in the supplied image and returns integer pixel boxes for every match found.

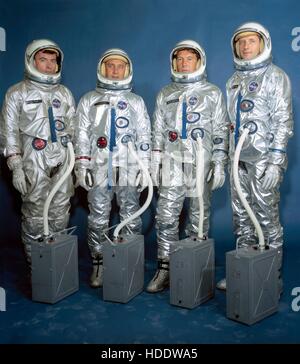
[0,0,299,260]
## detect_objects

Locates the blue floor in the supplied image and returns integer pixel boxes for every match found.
[0,239,300,344]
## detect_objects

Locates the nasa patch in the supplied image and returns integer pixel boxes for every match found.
[188,96,198,106]
[248,81,259,92]
[117,100,127,110]
[52,98,61,108]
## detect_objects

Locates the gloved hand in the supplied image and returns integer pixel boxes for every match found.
[12,167,27,195]
[75,168,93,191]
[7,155,27,195]
[74,157,94,191]
[262,164,281,190]
[150,150,162,187]
[135,170,149,192]
[207,163,225,191]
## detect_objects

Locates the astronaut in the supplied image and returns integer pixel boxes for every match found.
[146,40,229,293]
[2,39,75,264]
[75,49,151,288]
[217,22,293,291]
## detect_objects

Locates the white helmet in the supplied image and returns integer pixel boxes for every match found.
[170,40,206,83]
[25,39,63,84]
[97,48,132,90]
[232,22,272,70]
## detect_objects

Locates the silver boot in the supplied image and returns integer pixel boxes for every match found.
[146,259,169,293]
[90,256,103,288]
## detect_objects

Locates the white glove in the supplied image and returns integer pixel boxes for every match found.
[207,163,225,191]
[7,155,27,195]
[12,168,27,195]
[262,164,281,190]
[75,168,93,191]
[135,170,149,192]
[150,150,162,187]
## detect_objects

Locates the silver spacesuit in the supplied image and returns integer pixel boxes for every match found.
[74,48,151,288]
[146,40,229,293]
[217,23,293,292]
[2,39,75,262]
[227,23,293,247]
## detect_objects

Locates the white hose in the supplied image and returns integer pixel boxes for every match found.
[233,128,265,249]
[43,142,75,237]
[113,141,153,239]
[196,137,205,239]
